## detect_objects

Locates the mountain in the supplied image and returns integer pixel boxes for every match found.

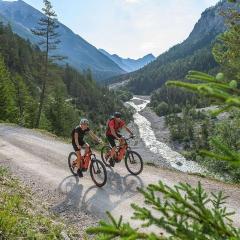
[0,0,125,80]
[0,23,132,136]
[99,49,156,72]
[110,0,233,94]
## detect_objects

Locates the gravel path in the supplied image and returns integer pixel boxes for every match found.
[0,123,240,237]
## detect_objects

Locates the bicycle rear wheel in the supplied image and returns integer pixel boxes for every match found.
[101,145,112,167]
[68,152,78,176]
[90,159,107,187]
[125,150,143,175]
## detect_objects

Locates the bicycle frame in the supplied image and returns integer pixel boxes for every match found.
[113,137,133,161]
[81,147,93,169]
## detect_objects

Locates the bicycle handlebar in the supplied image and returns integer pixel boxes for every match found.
[122,135,135,141]
[124,135,135,141]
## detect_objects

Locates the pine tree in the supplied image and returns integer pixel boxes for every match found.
[166,0,240,165]
[0,55,16,122]
[12,74,37,126]
[212,1,240,80]
[45,87,79,136]
[166,71,240,165]
[31,0,62,128]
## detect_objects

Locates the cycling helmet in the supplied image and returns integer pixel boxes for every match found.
[114,112,121,118]
[80,118,89,125]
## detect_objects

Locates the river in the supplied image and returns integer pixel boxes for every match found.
[126,96,205,174]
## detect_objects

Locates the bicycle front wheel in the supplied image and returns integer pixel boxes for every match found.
[90,159,107,187]
[125,150,143,175]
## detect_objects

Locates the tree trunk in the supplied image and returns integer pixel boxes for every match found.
[35,21,49,128]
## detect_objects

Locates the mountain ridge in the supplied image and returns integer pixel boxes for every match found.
[0,0,126,80]
[99,49,156,72]
[110,0,232,93]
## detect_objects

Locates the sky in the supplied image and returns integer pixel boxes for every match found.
[14,0,219,59]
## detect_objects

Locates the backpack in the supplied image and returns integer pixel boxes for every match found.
[106,116,114,133]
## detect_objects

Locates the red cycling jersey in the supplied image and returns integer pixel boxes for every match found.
[106,119,125,136]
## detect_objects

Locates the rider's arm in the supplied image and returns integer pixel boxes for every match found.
[74,132,81,149]
[110,126,121,140]
[123,125,133,135]
[89,130,102,143]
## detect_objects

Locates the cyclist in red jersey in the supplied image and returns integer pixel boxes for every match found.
[106,112,134,167]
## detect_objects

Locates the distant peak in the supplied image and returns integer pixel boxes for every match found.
[144,53,155,58]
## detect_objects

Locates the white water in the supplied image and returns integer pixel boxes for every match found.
[127,96,204,174]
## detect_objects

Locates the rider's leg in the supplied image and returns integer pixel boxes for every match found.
[72,142,81,167]
[83,143,90,169]
[75,149,84,177]
[85,143,90,155]
[75,148,83,169]
[110,146,117,159]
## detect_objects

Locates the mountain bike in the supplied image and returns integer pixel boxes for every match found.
[101,136,143,175]
[68,146,107,187]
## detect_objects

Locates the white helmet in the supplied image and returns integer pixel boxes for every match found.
[80,118,89,125]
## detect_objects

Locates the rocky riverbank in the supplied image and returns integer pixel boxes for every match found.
[126,96,205,173]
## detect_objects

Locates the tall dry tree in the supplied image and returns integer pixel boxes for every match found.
[32,0,61,128]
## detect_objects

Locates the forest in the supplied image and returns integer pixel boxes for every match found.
[0,23,131,138]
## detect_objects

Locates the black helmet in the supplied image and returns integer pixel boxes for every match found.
[114,112,121,118]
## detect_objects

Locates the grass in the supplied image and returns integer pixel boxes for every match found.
[0,166,79,240]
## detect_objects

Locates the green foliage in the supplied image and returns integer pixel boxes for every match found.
[213,3,240,80]
[127,47,217,94]
[0,23,131,138]
[166,71,240,166]
[165,1,240,172]
[0,167,78,239]
[165,106,209,146]
[12,74,38,127]
[114,89,133,102]
[150,85,209,116]
[197,112,240,182]
[0,55,17,122]
[167,71,240,114]
[154,101,169,116]
[87,181,240,239]
[45,87,80,136]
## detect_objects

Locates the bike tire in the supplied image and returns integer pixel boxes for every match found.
[68,152,78,176]
[90,159,107,187]
[101,145,112,167]
[125,150,143,176]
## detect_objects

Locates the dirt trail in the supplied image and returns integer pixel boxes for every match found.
[0,124,240,234]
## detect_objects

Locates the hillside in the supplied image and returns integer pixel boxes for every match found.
[0,24,131,137]
[110,0,233,94]
[0,0,125,80]
[99,49,155,72]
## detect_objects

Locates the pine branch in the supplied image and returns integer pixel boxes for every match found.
[86,211,164,239]
[86,182,240,239]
